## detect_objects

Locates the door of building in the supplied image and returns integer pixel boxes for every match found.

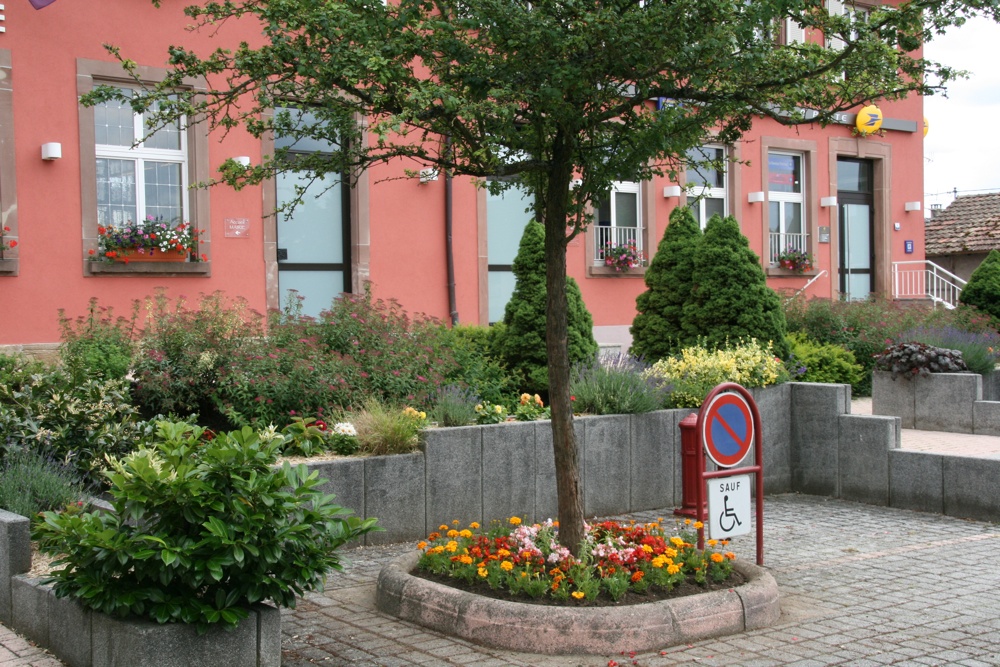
[486,185,533,323]
[275,108,350,318]
[837,159,874,300]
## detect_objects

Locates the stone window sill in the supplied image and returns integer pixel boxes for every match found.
[0,258,18,275]
[86,261,211,276]
[587,265,647,278]
[765,266,819,278]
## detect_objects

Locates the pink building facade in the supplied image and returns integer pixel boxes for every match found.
[0,1,926,353]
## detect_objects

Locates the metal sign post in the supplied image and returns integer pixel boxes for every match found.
[693,383,765,565]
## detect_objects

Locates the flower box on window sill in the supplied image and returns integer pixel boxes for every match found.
[766,266,819,277]
[87,260,211,276]
[0,258,17,275]
[587,265,647,278]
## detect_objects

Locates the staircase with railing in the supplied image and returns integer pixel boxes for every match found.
[892,260,966,309]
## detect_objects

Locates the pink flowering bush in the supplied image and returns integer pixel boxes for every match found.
[602,241,644,272]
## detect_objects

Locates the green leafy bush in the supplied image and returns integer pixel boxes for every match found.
[787,333,864,386]
[898,326,1000,376]
[435,324,519,407]
[33,421,378,632]
[0,356,149,488]
[492,221,598,393]
[59,298,137,383]
[0,450,82,518]
[631,206,703,361]
[960,249,1000,323]
[570,354,668,415]
[646,339,788,408]
[132,291,265,422]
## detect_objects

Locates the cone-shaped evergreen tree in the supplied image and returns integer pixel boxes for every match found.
[494,221,598,392]
[630,206,703,361]
[683,215,790,358]
[960,249,1000,322]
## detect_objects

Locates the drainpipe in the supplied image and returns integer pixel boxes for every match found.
[445,136,458,326]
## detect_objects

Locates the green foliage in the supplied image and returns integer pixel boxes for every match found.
[474,401,509,424]
[960,250,1000,324]
[875,341,968,379]
[132,291,265,421]
[58,298,137,383]
[353,400,425,455]
[631,207,703,361]
[512,393,550,421]
[646,339,788,408]
[33,421,378,632]
[569,354,668,415]
[435,324,520,407]
[787,333,863,386]
[0,356,149,489]
[783,296,936,395]
[493,222,598,393]
[0,450,82,519]
[684,215,789,359]
[431,385,480,427]
[898,326,1000,376]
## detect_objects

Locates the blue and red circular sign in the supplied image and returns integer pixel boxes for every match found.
[701,391,754,468]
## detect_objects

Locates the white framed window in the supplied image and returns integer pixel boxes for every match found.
[825,0,869,50]
[594,181,642,265]
[767,151,806,264]
[685,145,728,228]
[784,17,806,44]
[94,87,188,228]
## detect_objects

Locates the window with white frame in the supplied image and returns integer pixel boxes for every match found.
[594,181,642,266]
[784,17,806,44]
[767,151,806,265]
[825,0,869,50]
[685,145,728,228]
[94,88,188,228]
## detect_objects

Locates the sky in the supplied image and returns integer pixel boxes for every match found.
[923,16,1000,213]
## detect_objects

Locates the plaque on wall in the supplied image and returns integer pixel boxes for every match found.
[224,218,251,238]
[818,226,830,243]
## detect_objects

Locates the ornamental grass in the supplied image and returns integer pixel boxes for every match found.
[416,516,737,604]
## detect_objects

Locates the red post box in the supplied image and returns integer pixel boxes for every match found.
[674,413,706,517]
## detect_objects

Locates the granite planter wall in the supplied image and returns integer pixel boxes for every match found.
[872,370,1000,436]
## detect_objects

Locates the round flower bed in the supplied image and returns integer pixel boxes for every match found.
[376,517,780,655]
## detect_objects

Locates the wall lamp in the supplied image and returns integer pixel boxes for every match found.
[41,143,62,160]
[747,191,765,203]
[820,196,837,208]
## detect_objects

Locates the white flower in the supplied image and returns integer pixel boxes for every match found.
[333,422,357,437]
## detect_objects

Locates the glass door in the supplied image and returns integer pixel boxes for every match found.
[837,159,874,300]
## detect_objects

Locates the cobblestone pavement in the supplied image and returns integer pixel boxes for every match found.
[280,494,1000,667]
[853,397,1000,458]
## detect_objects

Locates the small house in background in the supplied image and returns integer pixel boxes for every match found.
[925,193,1000,282]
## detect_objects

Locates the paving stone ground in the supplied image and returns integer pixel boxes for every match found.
[5,399,1000,666]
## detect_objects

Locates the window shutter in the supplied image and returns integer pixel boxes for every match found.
[785,17,806,45]
[826,0,846,50]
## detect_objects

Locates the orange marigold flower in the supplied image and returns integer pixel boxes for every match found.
[509,516,522,526]
[500,561,514,572]
[710,553,724,563]
[666,563,681,575]
[469,522,480,529]
[684,519,692,525]
[428,532,440,540]
[417,541,428,550]
[631,571,644,583]
[707,539,718,547]
[693,521,704,529]
[438,524,449,531]
[452,519,460,525]
[572,591,585,599]
[447,529,459,538]
[478,567,488,578]
[459,529,473,539]
[551,582,560,591]
[458,555,473,565]
[725,552,737,560]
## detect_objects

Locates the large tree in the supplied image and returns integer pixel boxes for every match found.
[104,0,995,554]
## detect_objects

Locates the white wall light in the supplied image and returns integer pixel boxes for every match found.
[820,196,837,208]
[232,156,251,167]
[662,185,682,198]
[41,143,62,161]
[747,191,765,203]
[904,201,921,212]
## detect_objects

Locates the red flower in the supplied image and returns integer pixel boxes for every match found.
[315,420,328,431]
[8,240,15,248]
[88,249,95,255]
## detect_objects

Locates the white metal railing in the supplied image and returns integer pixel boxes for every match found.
[594,225,642,265]
[768,231,809,265]
[892,260,967,309]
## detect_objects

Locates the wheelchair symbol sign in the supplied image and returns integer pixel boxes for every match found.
[707,474,752,540]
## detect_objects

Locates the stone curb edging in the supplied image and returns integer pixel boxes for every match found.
[375,551,780,656]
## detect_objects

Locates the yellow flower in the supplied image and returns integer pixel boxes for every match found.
[459,529,473,539]
[571,591,585,599]
[684,519,692,525]
[667,563,681,575]
[478,567,488,578]
[452,519,460,525]
[500,561,514,572]
[458,555,473,565]
[652,555,667,568]
[520,393,531,405]
[707,539,718,547]
[641,544,653,554]
[445,541,458,552]
[669,537,684,547]
[469,522,480,529]
[497,548,511,558]
[494,405,503,413]
[447,529,459,538]
[509,516,522,526]
[439,524,449,531]
[710,552,724,563]
[475,404,483,412]
[693,521,704,530]
[419,411,427,420]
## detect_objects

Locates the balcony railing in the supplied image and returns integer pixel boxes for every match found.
[594,225,642,265]
[768,231,808,265]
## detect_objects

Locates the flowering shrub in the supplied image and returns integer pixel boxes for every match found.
[570,353,669,415]
[602,241,644,272]
[329,422,359,455]
[513,393,550,421]
[898,326,1000,376]
[94,217,204,263]
[776,247,813,273]
[430,384,480,427]
[0,225,17,258]
[874,341,968,379]
[417,516,735,603]
[645,339,787,408]
[474,401,509,424]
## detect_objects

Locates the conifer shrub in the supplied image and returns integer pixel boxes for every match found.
[960,249,1000,323]
[492,221,598,392]
[683,215,790,359]
[630,207,702,361]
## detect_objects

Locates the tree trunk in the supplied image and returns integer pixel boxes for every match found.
[542,134,586,556]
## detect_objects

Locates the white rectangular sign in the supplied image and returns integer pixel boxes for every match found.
[707,474,752,540]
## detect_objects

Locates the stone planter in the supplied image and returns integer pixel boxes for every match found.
[375,551,780,655]
[112,247,189,262]
[872,370,981,432]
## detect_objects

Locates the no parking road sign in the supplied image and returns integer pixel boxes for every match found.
[701,391,754,468]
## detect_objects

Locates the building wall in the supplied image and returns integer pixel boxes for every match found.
[0,1,926,349]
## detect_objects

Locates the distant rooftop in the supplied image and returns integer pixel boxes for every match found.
[925,192,1000,256]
